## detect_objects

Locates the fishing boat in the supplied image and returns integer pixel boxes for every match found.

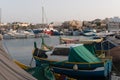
[60,36,103,44]
[33,40,112,79]
[60,37,79,44]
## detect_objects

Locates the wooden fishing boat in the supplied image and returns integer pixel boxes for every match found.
[60,37,79,44]
[33,43,112,79]
[60,37,103,44]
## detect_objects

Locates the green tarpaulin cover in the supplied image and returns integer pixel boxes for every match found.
[68,44,101,63]
[26,64,55,80]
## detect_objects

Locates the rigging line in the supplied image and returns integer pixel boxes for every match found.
[29,49,34,67]
[41,0,45,6]
[29,57,33,67]
[29,48,34,67]
[2,40,13,59]
[29,41,38,67]
[112,63,120,75]
[43,7,48,24]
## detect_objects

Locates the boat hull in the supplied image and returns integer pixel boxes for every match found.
[53,67,105,78]
[34,57,112,79]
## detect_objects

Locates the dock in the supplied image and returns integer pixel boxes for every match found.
[0,36,36,80]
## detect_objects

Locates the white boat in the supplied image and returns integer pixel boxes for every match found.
[24,30,35,38]
[13,30,26,39]
[96,31,115,37]
[3,31,16,39]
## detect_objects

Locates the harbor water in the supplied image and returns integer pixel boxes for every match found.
[2,36,60,66]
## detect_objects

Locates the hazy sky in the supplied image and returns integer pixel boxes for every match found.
[0,0,120,23]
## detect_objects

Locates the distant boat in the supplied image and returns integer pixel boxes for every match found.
[3,33,15,39]
[24,29,35,38]
[96,31,115,38]
[14,31,26,39]
[59,36,103,44]
[83,32,96,36]
[81,29,96,36]
[60,37,79,44]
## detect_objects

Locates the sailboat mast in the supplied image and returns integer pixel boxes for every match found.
[0,8,1,27]
[42,6,44,25]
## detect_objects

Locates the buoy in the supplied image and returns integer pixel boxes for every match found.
[73,64,78,70]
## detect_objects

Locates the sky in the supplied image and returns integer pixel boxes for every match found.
[0,0,120,23]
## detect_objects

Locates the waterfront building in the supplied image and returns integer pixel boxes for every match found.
[107,17,120,33]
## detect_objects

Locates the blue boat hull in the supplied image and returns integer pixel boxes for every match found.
[34,57,112,79]
[53,67,105,78]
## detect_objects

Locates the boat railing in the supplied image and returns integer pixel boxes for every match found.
[34,56,111,66]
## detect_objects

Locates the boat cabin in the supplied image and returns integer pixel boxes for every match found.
[51,44,83,56]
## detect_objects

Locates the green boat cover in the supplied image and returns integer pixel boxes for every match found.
[26,64,55,80]
[68,44,101,63]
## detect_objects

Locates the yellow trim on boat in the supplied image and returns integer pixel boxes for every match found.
[79,38,103,44]
[60,37,103,44]
[14,60,30,70]
[34,56,112,65]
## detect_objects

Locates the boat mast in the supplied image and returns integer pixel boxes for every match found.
[41,0,48,28]
[42,6,44,25]
[0,8,1,27]
[41,0,45,28]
